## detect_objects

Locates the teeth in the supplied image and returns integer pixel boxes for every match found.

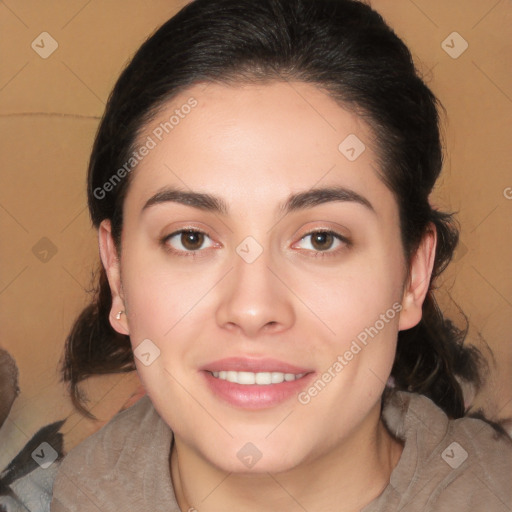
[210,371,305,385]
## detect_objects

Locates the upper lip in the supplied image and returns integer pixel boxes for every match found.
[201,357,312,374]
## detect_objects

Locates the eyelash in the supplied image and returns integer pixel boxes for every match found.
[160,228,351,259]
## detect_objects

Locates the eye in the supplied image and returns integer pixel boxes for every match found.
[160,228,350,258]
[294,229,350,257]
[161,229,215,256]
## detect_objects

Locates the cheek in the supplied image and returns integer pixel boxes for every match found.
[290,244,405,347]
[121,239,201,333]
[120,243,219,381]
[121,256,200,406]
[122,268,173,338]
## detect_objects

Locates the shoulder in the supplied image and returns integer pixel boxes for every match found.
[51,395,170,511]
[380,390,512,511]
[60,395,157,469]
[443,411,512,509]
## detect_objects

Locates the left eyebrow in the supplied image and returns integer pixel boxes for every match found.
[140,185,375,217]
[280,186,375,215]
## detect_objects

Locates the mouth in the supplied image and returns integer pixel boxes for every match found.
[209,370,307,385]
[200,357,315,409]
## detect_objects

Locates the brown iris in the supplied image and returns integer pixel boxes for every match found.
[180,230,205,250]
[309,232,335,251]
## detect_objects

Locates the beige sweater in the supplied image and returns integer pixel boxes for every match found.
[50,390,512,511]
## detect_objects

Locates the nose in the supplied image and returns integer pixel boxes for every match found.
[215,246,295,338]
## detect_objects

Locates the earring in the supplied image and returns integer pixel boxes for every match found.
[115,311,125,320]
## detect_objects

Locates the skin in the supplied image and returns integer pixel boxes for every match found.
[99,81,436,512]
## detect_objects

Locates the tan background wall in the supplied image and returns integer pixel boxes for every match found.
[0,0,511,465]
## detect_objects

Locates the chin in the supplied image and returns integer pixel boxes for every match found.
[200,438,305,475]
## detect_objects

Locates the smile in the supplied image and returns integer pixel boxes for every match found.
[210,370,306,385]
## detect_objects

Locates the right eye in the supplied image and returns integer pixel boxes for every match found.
[160,229,215,257]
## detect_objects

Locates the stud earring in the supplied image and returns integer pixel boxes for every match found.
[115,311,125,320]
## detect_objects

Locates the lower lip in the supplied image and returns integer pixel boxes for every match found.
[202,371,315,409]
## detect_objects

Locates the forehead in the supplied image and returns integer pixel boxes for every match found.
[124,80,394,218]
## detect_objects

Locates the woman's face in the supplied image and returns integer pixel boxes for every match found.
[100,81,428,473]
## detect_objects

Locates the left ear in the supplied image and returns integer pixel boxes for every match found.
[398,223,437,331]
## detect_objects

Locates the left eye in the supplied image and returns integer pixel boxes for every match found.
[294,230,349,253]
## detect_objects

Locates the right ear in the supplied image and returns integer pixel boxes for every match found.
[98,219,129,335]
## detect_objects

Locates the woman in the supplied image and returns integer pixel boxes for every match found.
[50,0,512,510]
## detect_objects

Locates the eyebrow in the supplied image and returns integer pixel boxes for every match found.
[141,185,375,217]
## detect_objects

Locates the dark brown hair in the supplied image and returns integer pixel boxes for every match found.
[61,0,491,424]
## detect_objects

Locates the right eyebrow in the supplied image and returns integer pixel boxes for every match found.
[141,187,229,216]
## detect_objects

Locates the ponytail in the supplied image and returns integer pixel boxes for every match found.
[392,294,484,418]
[59,264,135,419]
[390,210,485,419]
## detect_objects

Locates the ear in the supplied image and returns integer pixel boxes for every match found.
[398,223,437,331]
[98,219,129,335]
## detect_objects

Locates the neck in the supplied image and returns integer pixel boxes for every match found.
[170,401,403,512]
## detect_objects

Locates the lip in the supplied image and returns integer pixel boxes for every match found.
[200,357,312,374]
[199,357,316,410]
